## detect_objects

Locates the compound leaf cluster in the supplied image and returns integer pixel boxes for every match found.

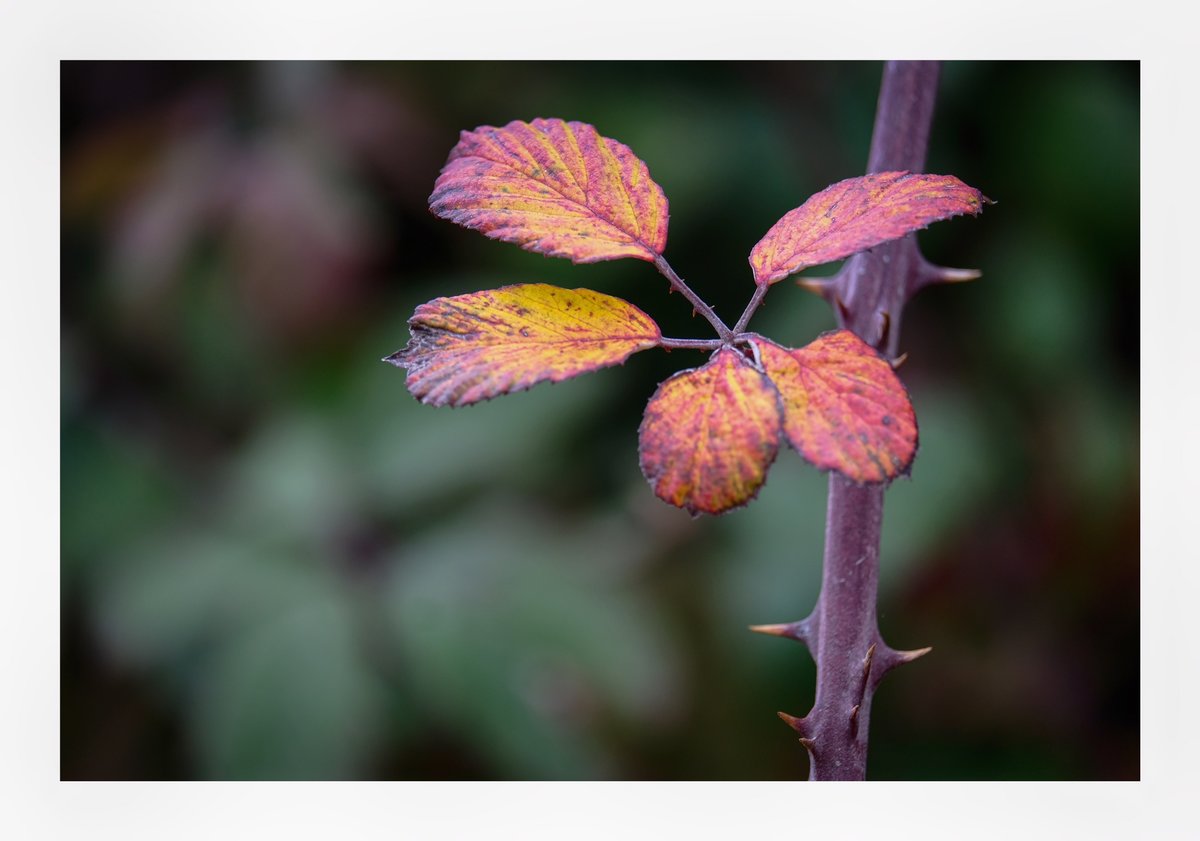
[388,118,984,515]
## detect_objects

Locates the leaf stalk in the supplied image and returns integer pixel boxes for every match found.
[658,337,726,351]
[653,254,734,342]
[732,283,770,335]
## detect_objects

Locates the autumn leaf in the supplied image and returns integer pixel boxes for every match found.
[749,172,985,285]
[754,331,917,483]
[639,347,783,515]
[429,118,669,264]
[387,284,661,407]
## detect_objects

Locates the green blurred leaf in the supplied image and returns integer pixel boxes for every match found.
[190,583,385,779]
[1022,66,1138,233]
[92,526,391,778]
[1046,382,1137,515]
[95,529,335,670]
[976,225,1099,389]
[61,420,183,586]
[220,413,360,546]
[881,386,994,582]
[713,453,827,630]
[381,503,680,778]
[348,341,618,512]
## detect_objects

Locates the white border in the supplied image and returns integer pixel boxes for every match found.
[6,1,1195,838]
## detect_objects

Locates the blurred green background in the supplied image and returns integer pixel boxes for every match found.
[61,61,1138,780]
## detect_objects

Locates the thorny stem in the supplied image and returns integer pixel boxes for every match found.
[762,60,968,781]
[653,254,735,342]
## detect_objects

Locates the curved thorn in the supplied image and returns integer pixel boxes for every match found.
[748,620,805,640]
[749,613,819,660]
[849,704,861,738]
[871,644,934,688]
[796,276,835,300]
[915,262,982,291]
[889,351,908,370]
[748,622,795,637]
[934,267,982,283]
[893,645,933,665]
[798,737,817,754]
[777,711,814,739]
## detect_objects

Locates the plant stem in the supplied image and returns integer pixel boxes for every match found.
[658,337,725,351]
[732,283,769,335]
[653,254,734,342]
[791,60,944,781]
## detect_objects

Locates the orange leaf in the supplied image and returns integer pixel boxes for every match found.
[749,172,985,285]
[387,284,661,407]
[754,331,917,483]
[429,118,669,264]
[639,347,783,515]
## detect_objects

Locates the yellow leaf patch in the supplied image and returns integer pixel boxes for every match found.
[387,284,661,407]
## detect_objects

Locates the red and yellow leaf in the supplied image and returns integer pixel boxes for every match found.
[749,172,985,285]
[638,347,783,515]
[429,118,669,264]
[387,284,661,407]
[755,331,917,483]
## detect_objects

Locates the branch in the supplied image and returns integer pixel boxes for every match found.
[762,60,976,780]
